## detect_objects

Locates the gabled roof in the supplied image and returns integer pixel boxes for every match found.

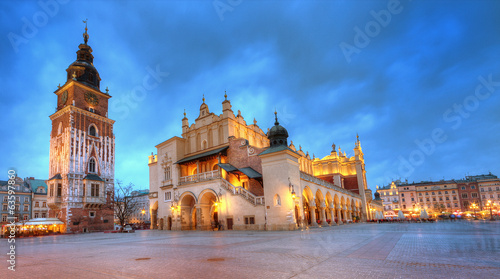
[175,146,228,164]
[83,174,103,181]
[48,173,62,181]
[28,179,48,192]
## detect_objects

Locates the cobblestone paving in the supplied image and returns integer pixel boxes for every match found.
[3,221,499,278]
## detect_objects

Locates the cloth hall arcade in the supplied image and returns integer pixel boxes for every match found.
[148,95,379,231]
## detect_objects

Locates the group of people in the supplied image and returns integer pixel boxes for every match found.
[211,220,224,231]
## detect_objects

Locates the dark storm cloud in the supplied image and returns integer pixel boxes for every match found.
[1,0,499,191]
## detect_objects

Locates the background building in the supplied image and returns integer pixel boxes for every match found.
[376,181,400,218]
[377,173,499,218]
[127,190,150,224]
[46,27,115,233]
[25,178,49,219]
[0,176,32,223]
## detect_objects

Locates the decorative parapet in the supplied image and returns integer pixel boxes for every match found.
[299,171,361,199]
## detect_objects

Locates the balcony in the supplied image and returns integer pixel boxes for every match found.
[179,170,220,185]
[47,196,62,205]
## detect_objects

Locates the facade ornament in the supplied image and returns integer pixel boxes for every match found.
[82,19,89,44]
[105,87,109,94]
[202,94,205,103]
[72,71,77,80]
[253,118,257,125]
[224,91,227,100]
[332,142,336,152]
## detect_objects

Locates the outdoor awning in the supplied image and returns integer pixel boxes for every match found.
[238,167,262,179]
[21,218,64,226]
[218,163,238,172]
[175,146,228,164]
[217,164,262,179]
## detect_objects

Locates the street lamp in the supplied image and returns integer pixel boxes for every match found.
[470,202,479,220]
[485,200,496,221]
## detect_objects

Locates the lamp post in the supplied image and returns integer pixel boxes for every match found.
[485,200,496,221]
[470,202,479,220]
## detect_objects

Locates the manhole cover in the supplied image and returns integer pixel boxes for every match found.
[135,258,151,261]
[207,258,225,262]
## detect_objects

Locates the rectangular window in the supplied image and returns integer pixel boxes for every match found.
[16,197,20,202]
[24,205,29,211]
[89,211,96,218]
[2,204,7,211]
[402,198,405,202]
[42,202,46,207]
[23,215,28,221]
[91,184,100,197]
[2,215,7,222]
[50,184,54,197]
[452,190,456,193]
[454,203,458,208]
[411,198,414,201]
[462,193,468,199]
[433,198,436,201]
[446,197,449,201]
[470,186,475,190]
[471,193,478,198]
[244,216,255,225]
[403,205,406,209]
[42,213,46,218]
[15,205,19,211]
[426,198,430,202]
[3,196,7,202]
[34,213,39,218]
[401,194,404,197]
[425,192,429,195]
[24,197,29,203]
[419,198,423,202]
[35,201,39,207]
[57,184,62,197]
[432,192,435,195]
[165,192,171,201]
[419,193,422,196]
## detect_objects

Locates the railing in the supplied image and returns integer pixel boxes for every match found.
[300,171,361,198]
[220,178,265,206]
[47,196,62,204]
[180,170,220,184]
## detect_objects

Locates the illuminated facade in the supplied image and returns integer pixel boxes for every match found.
[148,95,372,231]
[46,26,115,233]
[376,181,400,217]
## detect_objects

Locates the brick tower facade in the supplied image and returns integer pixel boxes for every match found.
[47,24,115,233]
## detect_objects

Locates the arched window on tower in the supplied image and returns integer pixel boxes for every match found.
[89,125,97,137]
[89,158,96,173]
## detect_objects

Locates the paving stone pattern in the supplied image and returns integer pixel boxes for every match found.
[3,220,499,278]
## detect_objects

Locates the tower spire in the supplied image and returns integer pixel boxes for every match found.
[202,94,205,103]
[83,19,89,44]
[274,109,279,125]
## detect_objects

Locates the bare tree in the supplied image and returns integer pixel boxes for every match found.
[112,180,141,231]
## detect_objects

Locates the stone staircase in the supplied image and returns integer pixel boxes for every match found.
[220,178,265,206]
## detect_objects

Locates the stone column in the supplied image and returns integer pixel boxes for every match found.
[310,205,318,227]
[337,207,343,225]
[320,202,328,226]
[343,206,348,222]
[329,208,335,226]
[349,209,353,221]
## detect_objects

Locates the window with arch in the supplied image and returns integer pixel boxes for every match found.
[89,125,97,137]
[89,158,96,173]
[164,166,171,181]
[274,194,281,206]
[202,140,208,150]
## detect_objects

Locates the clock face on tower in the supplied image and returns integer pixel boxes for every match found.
[60,90,68,105]
[84,91,99,106]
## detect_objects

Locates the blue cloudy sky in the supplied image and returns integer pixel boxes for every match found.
[1,0,499,193]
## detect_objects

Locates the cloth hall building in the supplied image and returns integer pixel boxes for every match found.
[148,96,378,231]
